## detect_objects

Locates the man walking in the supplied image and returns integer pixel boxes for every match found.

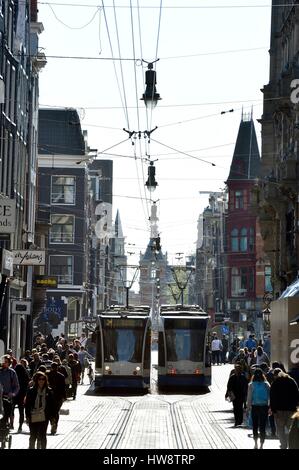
[270,368,299,449]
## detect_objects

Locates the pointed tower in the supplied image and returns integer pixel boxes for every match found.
[225,115,266,339]
[139,238,169,307]
[110,210,127,305]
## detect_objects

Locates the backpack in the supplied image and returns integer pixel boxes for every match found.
[252,382,269,405]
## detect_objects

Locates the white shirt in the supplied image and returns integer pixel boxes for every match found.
[211,339,222,351]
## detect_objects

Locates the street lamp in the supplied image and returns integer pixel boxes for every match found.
[262,307,271,331]
[145,161,158,192]
[141,61,162,109]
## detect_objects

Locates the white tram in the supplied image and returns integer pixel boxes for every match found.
[94,306,151,389]
[157,305,211,388]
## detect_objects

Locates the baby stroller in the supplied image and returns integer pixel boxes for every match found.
[0,397,12,449]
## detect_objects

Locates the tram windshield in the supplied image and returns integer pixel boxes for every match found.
[164,318,207,362]
[102,318,145,363]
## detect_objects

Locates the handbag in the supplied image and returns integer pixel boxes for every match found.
[31,409,46,423]
[226,391,236,402]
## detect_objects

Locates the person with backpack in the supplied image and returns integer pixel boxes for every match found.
[246,368,270,449]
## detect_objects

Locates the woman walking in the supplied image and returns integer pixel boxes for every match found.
[25,372,55,449]
[246,368,270,449]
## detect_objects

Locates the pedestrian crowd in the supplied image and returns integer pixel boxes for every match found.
[0,331,94,449]
[222,333,299,449]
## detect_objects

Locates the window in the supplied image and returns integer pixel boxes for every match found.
[265,266,272,293]
[231,267,241,296]
[51,176,75,204]
[49,256,73,284]
[235,190,244,209]
[50,215,74,243]
[231,228,239,252]
[240,228,247,252]
[249,227,255,252]
[231,267,254,297]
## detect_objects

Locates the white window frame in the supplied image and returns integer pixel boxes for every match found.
[49,255,74,285]
[51,175,76,205]
[50,214,75,244]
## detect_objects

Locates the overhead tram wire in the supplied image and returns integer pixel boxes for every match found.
[100,0,129,127]
[38,2,299,10]
[27,46,267,61]
[112,0,131,130]
[151,138,217,167]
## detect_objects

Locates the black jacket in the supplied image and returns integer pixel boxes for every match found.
[270,376,299,413]
[226,372,248,401]
[25,386,55,423]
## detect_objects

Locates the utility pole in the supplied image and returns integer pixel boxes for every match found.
[118,265,139,308]
[170,266,195,307]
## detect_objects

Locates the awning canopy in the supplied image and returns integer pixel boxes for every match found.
[279,279,299,298]
[290,314,299,326]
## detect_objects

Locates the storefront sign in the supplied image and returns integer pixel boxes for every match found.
[33,275,57,289]
[13,250,45,265]
[1,249,14,276]
[0,199,16,233]
[11,299,31,315]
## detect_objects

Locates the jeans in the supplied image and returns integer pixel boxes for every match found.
[212,350,220,364]
[274,410,294,449]
[29,421,49,449]
[251,405,269,441]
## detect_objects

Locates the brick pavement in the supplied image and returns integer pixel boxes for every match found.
[8,364,281,449]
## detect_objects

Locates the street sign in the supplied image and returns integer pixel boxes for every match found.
[11,299,31,315]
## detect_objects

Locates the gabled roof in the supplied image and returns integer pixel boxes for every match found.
[227,117,260,181]
[141,238,165,262]
[38,108,85,155]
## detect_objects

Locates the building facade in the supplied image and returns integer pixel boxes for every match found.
[196,191,227,321]
[256,0,299,299]
[37,109,116,338]
[226,116,268,339]
[0,0,45,356]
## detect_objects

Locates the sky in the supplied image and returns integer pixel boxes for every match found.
[37,0,272,285]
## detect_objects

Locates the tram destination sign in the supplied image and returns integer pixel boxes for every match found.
[12,250,45,265]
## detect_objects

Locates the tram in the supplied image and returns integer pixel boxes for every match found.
[94,305,151,389]
[157,304,211,388]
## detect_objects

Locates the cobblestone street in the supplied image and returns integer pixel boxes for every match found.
[8,364,280,450]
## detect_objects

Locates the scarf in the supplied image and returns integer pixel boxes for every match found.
[34,387,46,411]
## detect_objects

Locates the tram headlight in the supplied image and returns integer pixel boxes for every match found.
[194,368,201,375]
[105,366,110,371]
[136,366,141,371]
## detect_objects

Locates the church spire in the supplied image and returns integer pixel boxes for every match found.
[227,113,260,181]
